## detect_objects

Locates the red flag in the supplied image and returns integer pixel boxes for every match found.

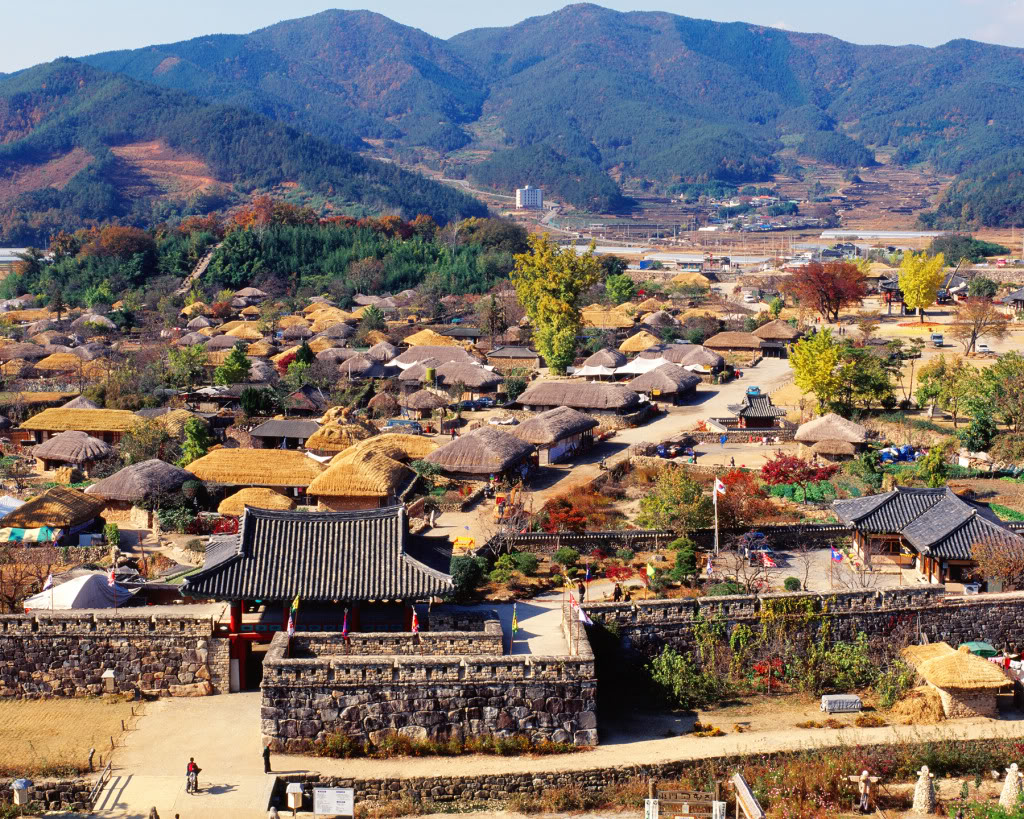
[107,567,116,587]
[411,609,420,634]
[341,608,349,639]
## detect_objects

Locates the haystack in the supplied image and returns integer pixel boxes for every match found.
[671,272,711,287]
[32,431,112,474]
[618,330,662,354]
[217,487,295,516]
[889,686,945,725]
[185,448,326,489]
[425,427,533,476]
[915,644,1009,719]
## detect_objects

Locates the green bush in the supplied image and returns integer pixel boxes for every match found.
[489,554,516,583]
[103,522,120,547]
[449,556,487,602]
[511,551,539,576]
[647,646,732,709]
[553,547,580,569]
[706,581,745,596]
[991,503,1024,522]
[783,577,801,592]
[615,547,635,561]
[669,536,697,583]
[875,660,916,708]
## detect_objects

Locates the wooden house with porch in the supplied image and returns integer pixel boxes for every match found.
[726,387,787,429]
[19,407,139,445]
[181,505,453,690]
[833,486,1024,586]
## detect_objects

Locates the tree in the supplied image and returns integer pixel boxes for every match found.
[475,294,508,344]
[760,452,839,498]
[669,537,698,585]
[968,276,998,299]
[120,419,176,465]
[781,261,867,322]
[510,234,602,375]
[897,251,945,322]
[605,274,635,305]
[916,355,976,427]
[256,300,284,335]
[502,367,530,403]
[48,285,66,324]
[240,386,276,416]
[977,352,1024,433]
[790,329,842,412]
[972,541,1024,590]
[768,297,784,319]
[915,438,956,487]
[294,340,316,366]
[855,314,879,344]
[949,297,1008,354]
[166,344,209,390]
[360,304,386,332]
[714,469,775,528]
[177,418,214,467]
[213,343,251,386]
[599,255,627,278]
[635,467,714,534]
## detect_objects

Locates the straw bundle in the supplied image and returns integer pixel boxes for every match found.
[304,421,377,453]
[671,272,711,287]
[32,431,113,464]
[21,408,140,433]
[0,486,105,528]
[425,427,534,475]
[403,328,459,347]
[185,448,326,487]
[217,487,295,516]
[889,686,945,725]
[400,389,448,410]
[618,330,662,354]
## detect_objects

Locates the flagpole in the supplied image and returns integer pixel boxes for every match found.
[713,482,719,557]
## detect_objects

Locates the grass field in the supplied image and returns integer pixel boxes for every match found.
[0,698,138,776]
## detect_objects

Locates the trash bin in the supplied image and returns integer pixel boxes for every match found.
[11,778,32,806]
[286,782,303,813]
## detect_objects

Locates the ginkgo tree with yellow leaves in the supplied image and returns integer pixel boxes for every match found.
[898,251,945,322]
[510,234,603,374]
[790,327,843,411]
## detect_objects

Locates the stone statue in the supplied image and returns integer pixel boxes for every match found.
[1000,764,1023,811]
[912,765,935,814]
[846,770,879,813]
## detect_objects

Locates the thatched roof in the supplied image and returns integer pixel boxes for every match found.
[810,439,857,456]
[239,305,261,318]
[642,310,679,330]
[307,337,340,354]
[180,301,211,317]
[435,361,502,391]
[33,353,83,373]
[155,409,203,437]
[393,346,482,367]
[185,448,326,488]
[618,330,662,354]
[282,324,313,340]
[583,348,627,368]
[902,643,956,667]
[72,342,108,361]
[398,359,440,383]
[338,434,437,464]
[32,431,112,464]
[235,287,267,299]
[704,331,765,351]
[0,359,30,377]
[305,421,378,453]
[225,324,264,342]
[402,328,460,347]
[0,343,46,362]
[635,297,665,311]
[245,358,278,384]
[337,354,385,378]
[368,391,400,412]
[246,340,279,357]
[753,319,802,341]
[627,363,701,394]
[671,272,711,287]
[519,380,641,411]
[795,413,867,444]
[0,486,105,529]
[217,487,296,516]
[71,313,116,330]
[206,334,241,351]
[918,645,1009,690]
[639,345,724,369]
[21,408,140,433]
[176,332,207,347]
[187,316,214,330]
[85,458,194,502]
[278,315,311,330]
[366,341,399,361]
[400,389,448,410]
[317,321,356,339]
[62,396,99,410]
[425,427,534,475]
[308,448,415,498]
[511,406,598,446]
[31,331,71,346]
[582,309,634,329]
[316,347,359,365]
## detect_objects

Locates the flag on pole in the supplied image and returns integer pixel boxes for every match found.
[578,607,593,626]
[107,567,116,587]
[584,563,590,583]
[646,562,656,582]
[411,608,420,634]
[830,548,844,563]
[511,603,519,635]
[290,595,300,614]
[286,612,295,638]
[714,477,726,495]
[341,608,349,639]
[43,573,53,591]
[568,591,579,608]
[762,553,777,568]
[705,558,713,578]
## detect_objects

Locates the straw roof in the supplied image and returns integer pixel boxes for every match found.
[810,439,857,456]
[366,341,399,362]
[340,433,438,463]
[21,408,140,433]
[33,353,83,373]
[85,459,195,502]
[671,272,711,287]
[795,413,867,444]
[247,358,279,384]
[627,363,701,394]
[704,331,765,350]
[180,301,210,317]
[31,331,71,345]
[518,380,641,411]
[398,360,441,383]
[216,320,247,333]
[177,332,207,347]
[635,297,665,311]
[401,328,458,347]
[217,487,296,516]
[235,287,267,299]
[753,319,802,341]
[73,342,108,361]
[304,421,378,453]
[32,431,113,464]
[582,309,635,329]
[583,348,627,368]
[902,643,957,667]
[62,396,100,410]
[316,347,359,365]
[315,320,356,338]
[239,305,261,318]
[642,311,679,330]
[918,645,1009,690]
[185,448,326,488]
[337,355,385,378]
[511,406,598,446]
[282,324,313,340]
[71,313,116,330]
[393,346,482,367]
[307,448,415,498]
[271,346,301,365]
[0,359,30,377]
[368,391,401,416]
[400,389,448,410]
[225,324,263,342]
[618,330,662,354]
[0,343,46,362]
[278,315,310,330]
[434,361,502,391]
[246,340,278,357]
[206,335,242,351]
[186,316,214,330]
[155,409,202,437]
[307,337,340,354]
[5,308,52,322]
[425,427,534,475]
[0,486,105,529]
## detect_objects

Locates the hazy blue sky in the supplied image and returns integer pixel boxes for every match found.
[2,0,1022,73]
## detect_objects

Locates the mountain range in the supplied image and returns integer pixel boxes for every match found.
[3,3,1024,240]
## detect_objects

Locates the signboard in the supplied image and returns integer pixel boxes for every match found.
[453,536,475,549]
[731,773,766,819]
[644,798,659,819]
[313,787,354,817]
[653,789,715,818]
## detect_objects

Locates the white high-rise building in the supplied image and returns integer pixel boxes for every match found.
[515,185,543,209]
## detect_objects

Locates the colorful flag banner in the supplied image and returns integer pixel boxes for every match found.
[411,608,420,634]
[830,548,844,563]
[286,612,295,638]
[43,573,53,591]
[578,607,593,626]
[341,608,349,639]
[714,477,726,495]
[107,567,116,587]
[512,602,519,635]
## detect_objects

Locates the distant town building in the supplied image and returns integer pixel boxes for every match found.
[0,249,28,276]
[515,185,543,209]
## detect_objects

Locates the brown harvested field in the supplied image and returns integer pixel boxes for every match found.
[0,147,94,202]
[110,140,220,198]
[0,697,138,775]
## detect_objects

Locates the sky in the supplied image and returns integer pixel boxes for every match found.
[2,0,1024,73]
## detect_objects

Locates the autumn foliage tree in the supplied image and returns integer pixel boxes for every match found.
[782,261,867,322]
[971,540,1024,590]
[714,469,776,528]
[760,452,840,496]
[897,251,945,322]
[949,297,1009,354]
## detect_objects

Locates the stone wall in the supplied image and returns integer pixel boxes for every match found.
[583,587,1024,660]
[292,622,503,658]
[0,779,92,812]
[260,625,597,751]
[0,612,221,698]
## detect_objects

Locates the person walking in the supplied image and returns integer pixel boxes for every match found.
[612,583,622,603]
[730,457,735,468]
[263,743,272,774]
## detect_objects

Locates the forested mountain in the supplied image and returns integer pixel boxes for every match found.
[0,59,485,243]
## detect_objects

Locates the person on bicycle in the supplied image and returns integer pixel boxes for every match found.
[186,758,200,794]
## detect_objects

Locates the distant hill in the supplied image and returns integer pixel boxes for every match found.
[0,59,486,244]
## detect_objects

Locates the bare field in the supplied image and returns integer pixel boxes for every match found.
[0,148,94,202]
[0,697,138,775]
[109,140,220,198]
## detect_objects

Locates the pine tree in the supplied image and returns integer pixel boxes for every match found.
[213,343,251,386]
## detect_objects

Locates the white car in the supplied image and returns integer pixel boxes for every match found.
[976,343,993,354]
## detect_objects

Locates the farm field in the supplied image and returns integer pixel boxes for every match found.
[0,697,138,776]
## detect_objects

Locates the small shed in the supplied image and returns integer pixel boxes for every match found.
[399,389,448,420]
[0,486,105,539]
[627,364,701,405]
[795,413,867,457]
[304,421,378,455]
[31,430,112,476]
[914,644,1009,719]
[85,459,195,529]
[510,406,597,465]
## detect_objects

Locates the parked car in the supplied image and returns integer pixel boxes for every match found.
[476,396,496,408]
[384,419,423,434]
[976,343,993,354]
[454,400,481,411]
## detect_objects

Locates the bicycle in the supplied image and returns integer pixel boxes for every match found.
[186,769,200,794]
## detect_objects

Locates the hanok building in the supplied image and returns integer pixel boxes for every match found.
[510,406,598,465]
[703,331,765,357]
[726,387,787,429]
[19,407,140,446]
[833,486,1024,585]
[181,505,453,689]
[249,419,321,450]
[517,381,642,418]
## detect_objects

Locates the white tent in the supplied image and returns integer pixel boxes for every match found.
[572,365,617,379]
[614,356,670,376]
[23,573,136,611]
[0,496,23,518]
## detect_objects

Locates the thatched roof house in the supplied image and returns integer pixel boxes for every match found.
[642,311,679,331]
[638,345,725,371]
[434,361,502,394]
[315,347,358,365]
[619,330,662,354]
[336,434,438,465]
[0,486,105,533]
[0,343,47,362]
[909,644,1009,718]
[31,431,112,475]
[753,319,802,342]
[283,385,329,416]
[398,359,441,386]
[308,448,417,512]
[795,413,867,445]
[704,331,765,354]
[62,396,100,410]
[671,272,711,287]
[217,487,296,517]
[510,406,597,464]
[337,354,385,379]
[250,419,320,450]
[399,389,448,413]
[518,381,641,416]
[425,427,534,477]
[186,448,326,493]
[582,308,634,330]
[810,439,858,460]
[247,339,279,358]
[20,408,140,444]
[85,457,196,528]
[367,391,401,418]
[366,341,399,362]
[627,364,701,403]
[403,328,461,347]
[485,346,542,371]
[304,417,377,454]
[584,348,627,369]
[392,345,482,368]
